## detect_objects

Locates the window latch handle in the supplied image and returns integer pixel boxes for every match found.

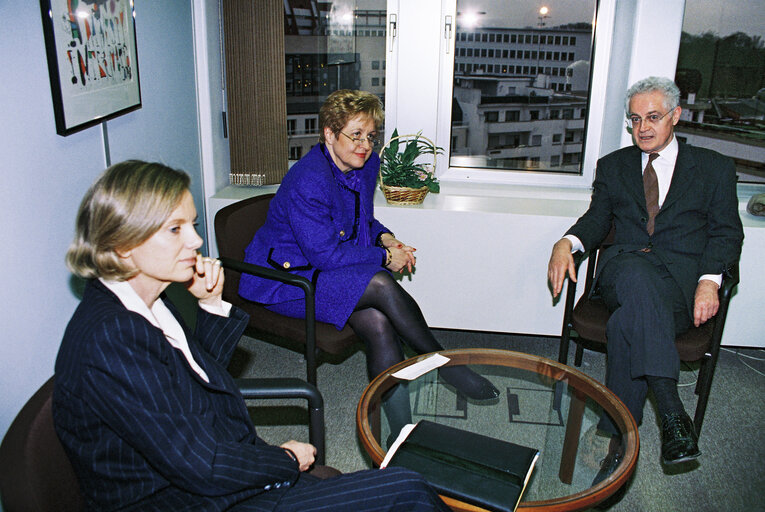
[388,13,397,52]
[444,15,453,54]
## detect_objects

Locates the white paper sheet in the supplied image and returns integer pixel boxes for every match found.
[391,353,450,380]
[379,423,418,468]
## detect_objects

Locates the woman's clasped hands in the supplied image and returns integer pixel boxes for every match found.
[380,233,416,274]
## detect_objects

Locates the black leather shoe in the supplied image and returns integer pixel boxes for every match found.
[438,366,500,401]
[592,435,624,487]
[660,412,700,465]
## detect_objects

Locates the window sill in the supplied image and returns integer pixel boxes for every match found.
[375,181,592,218]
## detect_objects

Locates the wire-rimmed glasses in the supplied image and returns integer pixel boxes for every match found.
[339,131,380,148]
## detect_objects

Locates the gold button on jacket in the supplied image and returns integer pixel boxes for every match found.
[283,261,291,269]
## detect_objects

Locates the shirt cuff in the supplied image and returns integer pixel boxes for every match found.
[563,234,584,253]
[199,300,233,317]
[698,274,722,288]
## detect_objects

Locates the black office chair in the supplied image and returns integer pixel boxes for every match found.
[558,234,740,436]
[214,194,360,387]
[0,376,336,512]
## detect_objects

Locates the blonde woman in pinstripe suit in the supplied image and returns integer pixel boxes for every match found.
[53,161,449,511]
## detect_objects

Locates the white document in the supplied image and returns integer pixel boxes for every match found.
[391,353,450,380]
[379,422,418,468]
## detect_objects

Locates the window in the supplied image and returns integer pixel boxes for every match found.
[675,0,765,183]
[284,1,387,161]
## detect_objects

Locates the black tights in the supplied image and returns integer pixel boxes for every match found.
[347,272,442,380]
[347,272,498,401]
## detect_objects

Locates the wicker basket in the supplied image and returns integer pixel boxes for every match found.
[379,134,437,205]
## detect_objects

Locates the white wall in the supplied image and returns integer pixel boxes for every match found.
[0,1,205,445]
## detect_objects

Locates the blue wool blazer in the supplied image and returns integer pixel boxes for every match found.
[239,143,390,309]
[566,141,744,316]
[53,280,299,511]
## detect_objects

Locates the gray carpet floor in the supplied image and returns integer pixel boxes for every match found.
[229,329,765,512]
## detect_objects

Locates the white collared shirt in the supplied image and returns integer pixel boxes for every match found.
[100,279,231,383]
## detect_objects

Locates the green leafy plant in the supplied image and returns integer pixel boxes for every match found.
[380,129,444,193]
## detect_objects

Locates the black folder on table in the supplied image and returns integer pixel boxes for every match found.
[384,420,539,512]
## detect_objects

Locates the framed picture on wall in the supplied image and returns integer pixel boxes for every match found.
[39,0,141,136]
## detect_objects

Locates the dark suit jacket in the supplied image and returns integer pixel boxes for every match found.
[53,280,299,511]
[566,141,744,316]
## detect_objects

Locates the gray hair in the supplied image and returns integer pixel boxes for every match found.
[624,76,680,114]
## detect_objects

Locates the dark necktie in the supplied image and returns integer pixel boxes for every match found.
[643,152,660,235]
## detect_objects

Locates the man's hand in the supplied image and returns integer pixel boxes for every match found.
[280,440,316,472]
[548,238,576,298]
[693,279,719,327]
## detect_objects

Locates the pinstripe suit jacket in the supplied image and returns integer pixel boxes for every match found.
[53,280,299,511]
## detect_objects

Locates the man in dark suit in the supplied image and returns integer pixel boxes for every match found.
[547,77,743,481]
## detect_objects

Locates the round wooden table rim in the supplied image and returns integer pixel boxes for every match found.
[356,348,639,512]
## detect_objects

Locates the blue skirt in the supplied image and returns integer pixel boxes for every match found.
[265,265,388,330]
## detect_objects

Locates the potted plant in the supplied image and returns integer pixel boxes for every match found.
[379,129,444,205]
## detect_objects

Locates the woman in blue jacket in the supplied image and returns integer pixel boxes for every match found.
[54,160,449,511]
[239,90,498,425]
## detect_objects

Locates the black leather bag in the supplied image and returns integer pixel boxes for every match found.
[386,420,539,512]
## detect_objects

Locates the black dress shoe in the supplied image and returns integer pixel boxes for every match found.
[592,435,624,487]
[438,366,500,401]
[660,412,700,465]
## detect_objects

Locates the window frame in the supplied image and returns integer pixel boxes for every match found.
[384,0,621,189]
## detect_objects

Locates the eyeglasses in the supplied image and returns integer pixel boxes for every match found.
[339,131,379,148]
[627,107,676,127]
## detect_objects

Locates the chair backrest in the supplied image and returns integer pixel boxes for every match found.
[214,194,276,305]
[0,377,84,512]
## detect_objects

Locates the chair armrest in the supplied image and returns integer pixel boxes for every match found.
[562,250,585,305]
[221,257,319,385]
[719,264,740,303]
[235,377,326,465]
[220,258,315,295]
[572,250,585,271]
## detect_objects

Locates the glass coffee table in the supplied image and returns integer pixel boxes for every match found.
[356,349,639,511]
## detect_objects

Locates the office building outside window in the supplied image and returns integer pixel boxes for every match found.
[450,1,597,174]
[284,0,386,161]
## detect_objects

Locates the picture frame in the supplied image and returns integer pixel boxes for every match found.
[39,0,141,136]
